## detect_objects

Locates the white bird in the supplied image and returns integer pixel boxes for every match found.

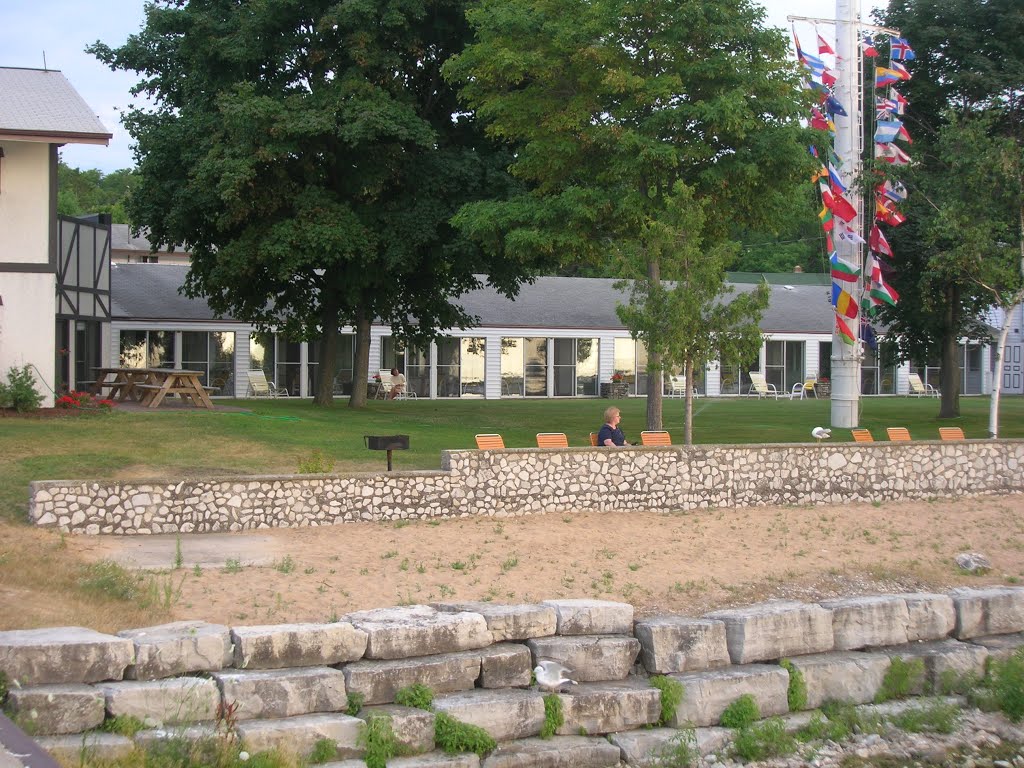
[812,426,832,442]
[534,660,578,691]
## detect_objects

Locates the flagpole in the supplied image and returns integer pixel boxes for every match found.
[830,0,862,428]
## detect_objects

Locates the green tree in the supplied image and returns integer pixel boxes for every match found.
[56,162,137,223]
[90,0,524,408]
[878,0,1023,419]
[444,0,814,429]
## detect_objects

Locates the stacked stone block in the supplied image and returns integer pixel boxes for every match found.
[1,589,1023,768]
[28,440,1024,534]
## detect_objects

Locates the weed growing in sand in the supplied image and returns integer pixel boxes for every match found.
[192,565,202,577]
[382,550,398,560]
[223,558,242,573]
[628,562,641,571]
[174,537,184,569]
[649,676,684,726]
[875,658,925,702]
[438,584,455,598]
[889,699,960,733]
[393,520,410,529]
[399,559,409,572]
[501,556,519,573]
[273,555,296,574]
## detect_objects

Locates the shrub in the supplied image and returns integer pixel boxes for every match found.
[345,692,365,716]
[720,694,760,729]
[779,659,807,711]
[359,714,402,768]
[78,560,143,601]
[875,657,925,702]
[989,649,1024,722]
[731,718,796,762]
[394,683,434,711]
[649,675,685,726]
[0,365,43,413]
[540,693,563,739]
[434,712,496,757]
[653,728,698,767]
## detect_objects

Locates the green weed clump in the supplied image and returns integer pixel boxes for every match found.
[890,699,960,734]
[345,692,365,716]
[395,683,434,711]
[297,450,335,474]
[434,712,496,757]
[101,714,148,737]
[719,694,760,729]
[359,714,403,768]
[779,659,807,711]
[977,649,1024,722]
[78,560,143,601]
[653,728,698,767]
[0,671,8,704]
[731,717,796,762]
[649,675,684,726]
[875,657,925,702]
[308,738,336,764]
[540,693,563,739]
[820,700,885,736]
[794,712,849,743]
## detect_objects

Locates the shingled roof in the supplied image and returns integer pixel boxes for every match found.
[0,67,111,144]
[110,265,834,335]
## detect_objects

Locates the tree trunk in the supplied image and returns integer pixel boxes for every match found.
[683,357,694,445]
[312,301,339,407]
[348,307,371,409]
[939,284,961,419]
[645,257,663,431]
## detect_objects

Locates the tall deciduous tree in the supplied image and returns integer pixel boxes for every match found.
[444,0,813,429]
[878,0,1023,419]
[90,0,524,407]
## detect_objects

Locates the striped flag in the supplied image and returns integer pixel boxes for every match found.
[832,283,860,319]
[830,253,860,282]
[836,314,857,344]
[870,224,893,257]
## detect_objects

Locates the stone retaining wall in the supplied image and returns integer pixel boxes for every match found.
[28,440,1024,534]
[1,588,1023,767]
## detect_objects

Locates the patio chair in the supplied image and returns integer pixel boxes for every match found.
[374,370,392,400]
[475,434,505,450]
[939,426,965,441]
[851,428,874,443]
[640,430,672,446]
[589,432,598,446]
[667,375,699,398]
[536,433,569,448]
[790,377,817,399]
[247,369,289,398]
[748,372,779,399]
[886,427,912,441]
[907,372,939,398]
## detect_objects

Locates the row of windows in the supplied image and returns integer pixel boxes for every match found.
[99,329,985,397]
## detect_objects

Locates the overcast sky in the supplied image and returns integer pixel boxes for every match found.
[2,0,886,174]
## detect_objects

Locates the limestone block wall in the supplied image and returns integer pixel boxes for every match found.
[27,440,1024,535]
[1,588,1023,768]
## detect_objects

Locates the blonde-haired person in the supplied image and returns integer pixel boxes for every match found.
[597,406,631,447]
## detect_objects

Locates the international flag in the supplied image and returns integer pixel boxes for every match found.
[876,197,907,226]
[890,36,916,61]
[831,192,858,223]
[836,315,857,344]
[869,224,893,257]
[870,273,900,306]
[860,319,879,351]
[825,94,848,117]
[891,61,912,81]
[809,145,819,158]
[828,155,847,194]
[863,35,879,57]
[832,284,860,319]
[819,205,834,232]
[879,180,908,203]
[830,253,860,282]
[811,107,834,133]
[822,67,837,87]
[876,97,899,119]
[876,142,911,165]
[897,123,912,143]
[817,33,835,55]
[874,120,903,143]
[875,67,902,88]
[890,89,908,115]
[836,222,866,245]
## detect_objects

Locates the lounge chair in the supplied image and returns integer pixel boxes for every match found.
[475,434,505,449]
[790,377,817,399]
[907,372,939,398]
[748,372,779,399]
[939,426,965,440]
[247,369,289,398]
[536,433,569,448]
[640,430,672,446]
[886,427,912,441]
[589,432,598,446]
[851,428,874,443]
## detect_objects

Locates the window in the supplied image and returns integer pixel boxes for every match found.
[818,342,832,382]
[552,338,599,396]
[613,338,648,395]
[182,331,235,395]
[119,330,174,368]
[719,351,759,395]
[500,338,525,396]
[331,334,355,396]
[963,343,983,394]
[524,338,548,397]
[140,255,159,264]
[765,340,804,394]
[435,337,485,398]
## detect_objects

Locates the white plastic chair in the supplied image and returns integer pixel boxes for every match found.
[747,372,779,399]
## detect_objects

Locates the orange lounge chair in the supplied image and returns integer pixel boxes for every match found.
[851,429,874,443]
[886,427,912,441]
[939,427,965,441]
[589,432,598,446]
[640,430,672,446]
[536,433,569,448]
[475,434,505,450]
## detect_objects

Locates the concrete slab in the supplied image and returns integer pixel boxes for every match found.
[87,532,283,569]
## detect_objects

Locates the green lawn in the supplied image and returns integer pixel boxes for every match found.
[1,395,1020,524]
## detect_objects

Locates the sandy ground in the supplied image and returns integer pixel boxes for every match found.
[64,492,1024,627]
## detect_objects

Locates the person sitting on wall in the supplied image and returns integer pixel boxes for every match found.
[597,406,631,446]
[388,368,407,400]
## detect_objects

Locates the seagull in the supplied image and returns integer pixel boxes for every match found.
[812,426,832,442]
[534,660,578,691]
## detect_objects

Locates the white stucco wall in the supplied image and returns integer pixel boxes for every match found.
[0,272,56,406]
[0,141,50,264]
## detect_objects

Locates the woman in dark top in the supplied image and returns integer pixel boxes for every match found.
[597,406,628,447]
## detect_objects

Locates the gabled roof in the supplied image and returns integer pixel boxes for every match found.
[0,67,111,144]
[111,224,190,255]
[110,265,835,335]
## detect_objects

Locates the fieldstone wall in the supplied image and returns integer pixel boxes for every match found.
[27,440,1024,535]
[1,589,1023,768]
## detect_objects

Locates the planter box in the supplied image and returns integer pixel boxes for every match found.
[815,383,831,398]
[600,383,629,399]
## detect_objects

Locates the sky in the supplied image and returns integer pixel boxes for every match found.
[3,0,886,175]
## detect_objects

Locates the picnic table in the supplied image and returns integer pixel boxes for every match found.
[93,367,215,409]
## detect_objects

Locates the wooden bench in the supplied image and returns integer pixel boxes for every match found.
[536,433,568,448]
